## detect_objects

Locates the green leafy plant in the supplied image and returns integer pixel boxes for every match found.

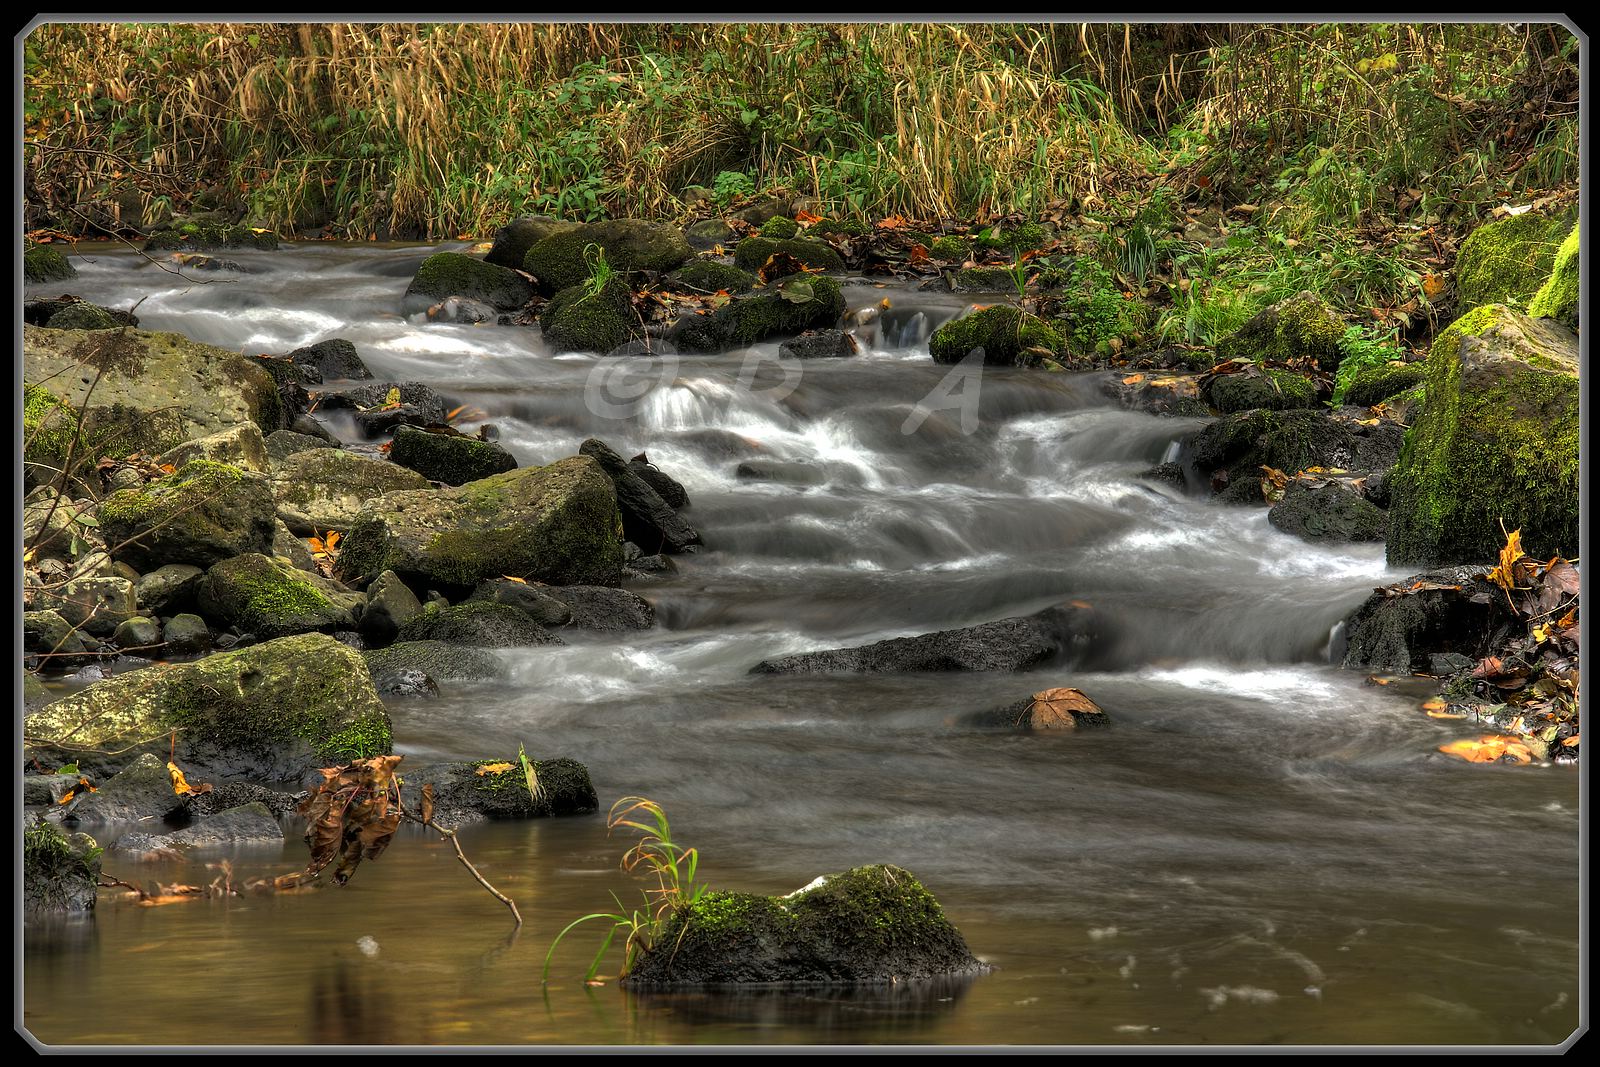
[542,796,707,983]
[581,242,614,298]
[1331,324,1406,406]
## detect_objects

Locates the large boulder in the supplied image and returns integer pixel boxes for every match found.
[333,456,625,592]
[99,460,278,571]
[401,252,535,315]
[484,216,581,269]
[732,236,845,277]
[1526,221,1579,329]
[1215,290,1345,372]
[428,756,598,828]
[1268,482,1387,543]
[394,601,564,648]
[622,865,987,985]
[23,820,100,918]
[197,553,364,638]
[1453,208,1576,314]
[671,275,846,353]
[362,640,510,685]
[23,633,393,781]
[522,220,693,294]
[752,603,1100,674]
[22,325,286,458]
[579,438,700,554]
[270,447,432,534]
[389,426,517,486]
[540,277,640,354]
[928,306,1066,368]
[1386,305,1578,567]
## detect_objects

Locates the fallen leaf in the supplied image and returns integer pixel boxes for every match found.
[475,762,516,776]
[1025,687,1104,730]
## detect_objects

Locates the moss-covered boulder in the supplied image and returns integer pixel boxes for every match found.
[23,632,393,781]
[1454,209,1576,314]
[623,865,987,985]
[928,306,1065,367]
[946,266,1020,293]
[1526,221,1579,329]
[1387,305,1578,567]
[362,640,510,685]
[1343,364,1427,408]
[143,222,278,252]
[100,460,278,572]
[394,600,563,648]
[162,422,271,474]
[23,821,100,919]
[758,215,800,239]
[1215,290,1345,372]
[672,275,846,353]
[22,325,285,458]
[429,756,598,828]
[24,242,77,284]
[930,235,972,261]
[1203,368,1319,413]
[22,383,84,491]
[197,552,363,638]
[523,220,693,294]
[333,455,625,592]
[666,260,758,294]
[1267,482,1387,543]
[45,302,121,330]
[401,252,535,315]
[732,236,845,277]
[269,447,432,534]
[540,277,640,354]
[389,425,518,486]
[484,216,581,269]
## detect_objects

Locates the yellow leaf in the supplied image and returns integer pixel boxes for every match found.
[1487,526,1526,599]
[475,762,515,776]
[168,761,195,796]
[501,575,527,584]
[383,387,402,408]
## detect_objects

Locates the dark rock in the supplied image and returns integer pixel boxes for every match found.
[187,783,302,818]
[1138,462,1188,490]
[735,460,826,487]
[1361,470,1391,509]
[162,613,211,653]
[945,266,1020,293]
[463,579,573,627]
[395,600,564,648]
[316,381,455,437]
[626,554,676,576]
[779,329,858,360]
[64,752,190,825]
[580,438,702,554]
[485,216,580,269]
[111,616,163,650]
[388,425,518,486]
[363,640,510,685]
[372,667,439,697]
[24,243,77,284]
[540,586,655,631]
[25,609,91,667]
[541,277,641,354]
[287,338,372,382]
[1339,567,1515,674]
[265,429,332,464]
[426,296,499,324]
[667,260,756,293]
[248,354,315,424]
[402,252,535,315]
[671,276,846,353]
[1428,652,1477,676]
[1202,369,1320,413]
[429,756,598,828]
[45,301,122,330]
[963,686,1110,731]
[166,802,285,849]
[23,820,100,918]
[289,414,339,444]
[143,223,278,253]
[24,773,75,807]
[622,864,987,986]
[23,672,56,712]
[100,460,278,571]
[358,569,424,644]
[1268,482,1387,543]
[627,455,690,509]
[1184,409,1404,505]
[684,219,736,251]
[753,602,1099,675]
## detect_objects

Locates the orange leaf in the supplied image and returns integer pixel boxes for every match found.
[794,210,823,225]
[502,575,527,584]
[475,762,515,775]
[875,214,910,230]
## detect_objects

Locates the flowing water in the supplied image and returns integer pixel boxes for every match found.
[22,245,1581,1048]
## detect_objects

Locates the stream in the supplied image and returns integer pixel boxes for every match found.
[21,244,1581,1048]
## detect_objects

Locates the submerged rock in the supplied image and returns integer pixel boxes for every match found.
[463,578,574,628]
[779,329,858,360]
[116,802,285,853]
[395,601,564,648]
[1184,409,1403,505]
[963,686,1111,730]
[672,275,846,353]
[539,586,655,632]
[622,865,987,985]
[362,640,509,686]
[752,603,1099,675]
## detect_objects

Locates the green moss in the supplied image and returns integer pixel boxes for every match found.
[100,459,244,527]
[732,236,845,275]
[46,303,122,330]
[1454,210,1574,313]
[23,820,101,914]
[929,235,971,261]
[1387,305,1579,566]
[1035,259,1147,356]
[974,222,1048,252]
[523,220,693,293]
[667,260,757,294]
[24,243,77,284]
[143,224,277,253]
[949,266,1020,292]
[320,715,395,762]
[1527,222,1579,328]
[221,562,339,633]
[22,384,77,483]
[673,275,846,352]
[929,306,1065,367]
[759,215,799,238]
[902,230,934,247]
[1216,289,1345,370]
[1205,368,1319,412]
[810,218,868,237]
[405,251,533,310]
[541,277,637,354]
[1343,364,1427,408]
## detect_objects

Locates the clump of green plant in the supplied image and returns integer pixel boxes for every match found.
[581,242,614,298]
[1331,324,1406,406]
[712,170,756,206]
[543,797,707,983]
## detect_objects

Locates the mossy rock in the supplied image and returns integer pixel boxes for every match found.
[1526,221,1579,329]
[540,277,640,354]
[1454,209,1576,313]
[1186,409,1405,503]
[431,755,598,826]
[672,275,846,353]
[623,864,987,985]
[24,821,100,918]
[162,422,271,474]
[1343,364,1427,408]
[732,237,845,277]
[523,220,693,294]
[44,302,120,330]
[389,426,517,486]
[362,640,510,684]
[24,243,77,284]
[484,216,581,269]
[946,266,1020,293]
[809,218,868,238]
[197,552,363,638]
[143,223,278,252]
[666,260,757,294]
[973,222,1049,252]
[269,447,432,533]
[99,460,278,572]
[23,324,285,456]
[929,235,972,261]
[1386,304,1578,567]
[23,632,393,781]
[395,600,563,648]
[22,383,80,491]
[928,306,1064,367]
[402,252,535,314]
[1203,368,1319,413]
[333,455,625,593]
[1216,290,1345,372]
[759,216,800,238]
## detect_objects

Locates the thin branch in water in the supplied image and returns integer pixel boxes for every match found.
[401,809,523,927]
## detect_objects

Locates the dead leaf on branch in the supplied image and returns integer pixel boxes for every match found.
[296,754,407,886]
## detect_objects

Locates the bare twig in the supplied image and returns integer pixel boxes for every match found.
[402,809,523,927]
